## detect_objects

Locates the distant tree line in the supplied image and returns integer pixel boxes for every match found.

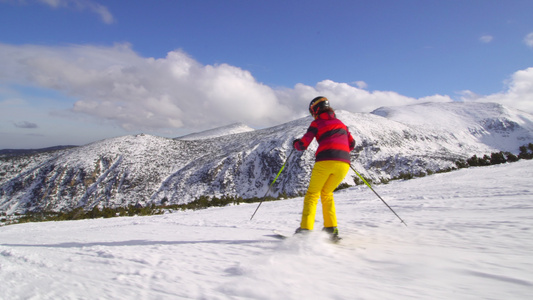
[7,204,165,224]
[2,195,279,225]
[463,143,533,166]
[444,143,531,170]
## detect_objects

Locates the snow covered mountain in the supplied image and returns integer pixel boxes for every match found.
[1,102,532,215]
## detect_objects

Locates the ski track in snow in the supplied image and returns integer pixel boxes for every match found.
[1,160,532,299]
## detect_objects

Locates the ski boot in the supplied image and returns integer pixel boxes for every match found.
[294,227,310,235]
[322,227,341,243]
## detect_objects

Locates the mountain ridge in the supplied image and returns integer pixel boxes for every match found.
[176,122,255,141]
[1,101,532,215]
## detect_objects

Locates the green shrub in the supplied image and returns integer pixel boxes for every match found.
[334,182,351,192]
[518,144,533,159]
[490,152,506,165]
[505,152,519,162]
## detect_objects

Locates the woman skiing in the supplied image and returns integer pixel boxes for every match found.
[293,96,355,241]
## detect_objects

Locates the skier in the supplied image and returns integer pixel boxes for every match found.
[293,96,355,241]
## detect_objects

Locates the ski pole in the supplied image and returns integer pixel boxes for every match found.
[250,149,295,220]
[350,164,407,226]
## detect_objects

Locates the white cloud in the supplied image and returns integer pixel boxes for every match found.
[461,67,533,113]
[0,43,292,131]
[479,35,493,43]
[2,0,115,24]
[41,0,114,24]
[524,32,533,48]
[0,43,464,136]
[353,81,368,89]
[276,80,452,117]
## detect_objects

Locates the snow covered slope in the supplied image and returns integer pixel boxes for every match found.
[1,102,533,215]
[1,160,531,299]
[176,122,254,140]
[372,102,533,152]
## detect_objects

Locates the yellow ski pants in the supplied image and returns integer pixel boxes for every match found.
[300,160,350,230]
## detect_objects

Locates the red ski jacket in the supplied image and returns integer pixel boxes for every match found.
[294,111,355,163]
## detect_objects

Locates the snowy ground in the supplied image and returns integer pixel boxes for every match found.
[1,160,532,300]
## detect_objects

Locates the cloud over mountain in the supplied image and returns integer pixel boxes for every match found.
[462,67,533,113]
[0,42,532,136]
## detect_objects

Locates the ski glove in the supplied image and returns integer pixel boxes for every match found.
[293,139,305,151]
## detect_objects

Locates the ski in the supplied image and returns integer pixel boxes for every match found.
[269,230,341,244]
[270,230,289,240]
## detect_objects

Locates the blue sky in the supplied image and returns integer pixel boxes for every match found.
[1,0,532,149]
